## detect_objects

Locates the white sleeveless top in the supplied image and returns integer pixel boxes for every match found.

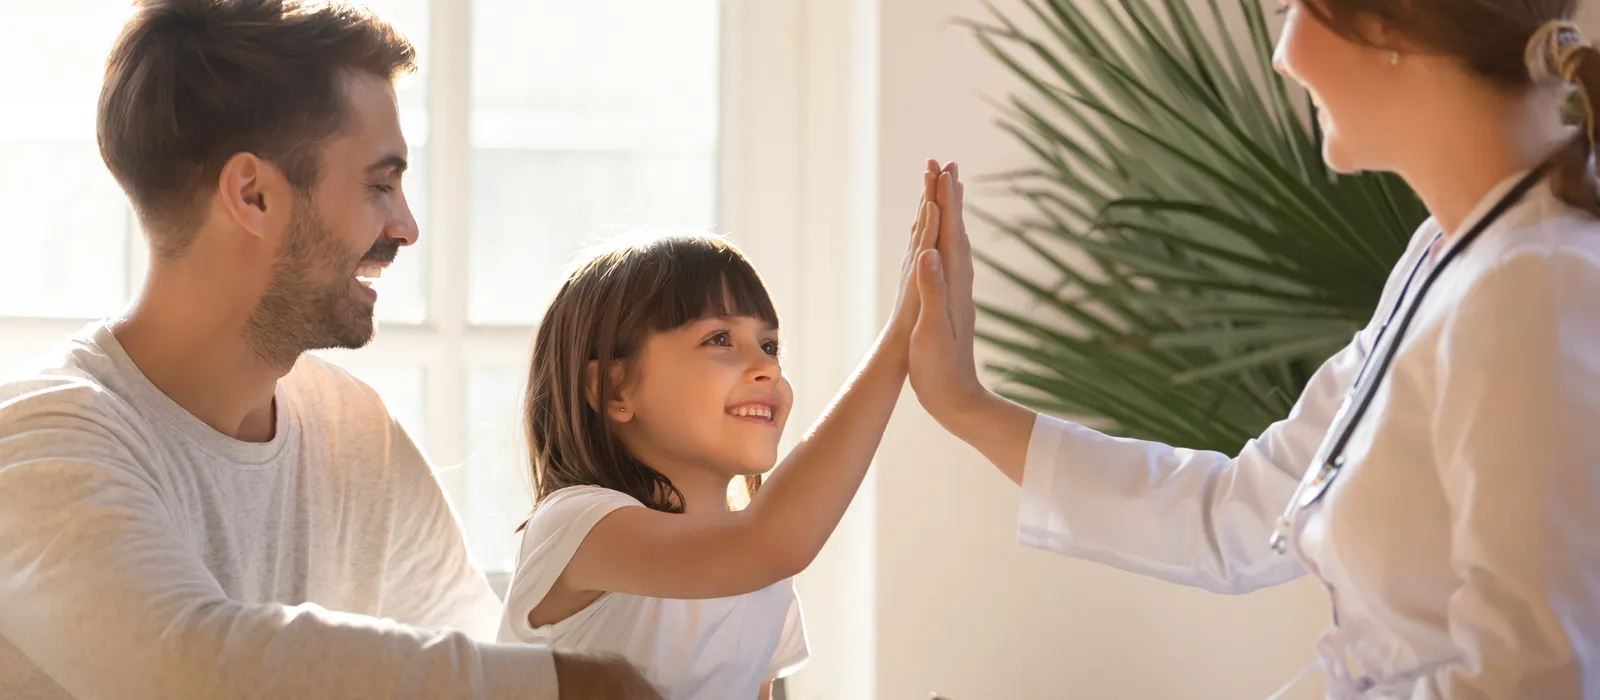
[497,486,809,699]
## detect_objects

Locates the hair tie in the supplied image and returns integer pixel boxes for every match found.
[1527,19,1590,84]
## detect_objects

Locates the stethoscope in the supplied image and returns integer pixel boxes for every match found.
[1267,162,1550,556]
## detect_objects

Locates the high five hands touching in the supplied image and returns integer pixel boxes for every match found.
[907,161,1037,485]
[906,162,982,417]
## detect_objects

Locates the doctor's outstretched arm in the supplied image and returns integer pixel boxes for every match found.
[908,164,1383,594]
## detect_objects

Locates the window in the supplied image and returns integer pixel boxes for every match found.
[466,0,720,325]
[0,0,740,575]
[0,3,139,321]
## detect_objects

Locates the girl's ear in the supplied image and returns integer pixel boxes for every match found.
[585,360,635,423]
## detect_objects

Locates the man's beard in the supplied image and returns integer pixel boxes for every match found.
[244,197,397,369]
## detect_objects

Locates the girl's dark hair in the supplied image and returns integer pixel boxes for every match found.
[522,234,779,521]
[1304,0,1600,215]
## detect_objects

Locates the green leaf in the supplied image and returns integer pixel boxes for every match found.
[965,0,1424,454]
[1170,333,1350,384]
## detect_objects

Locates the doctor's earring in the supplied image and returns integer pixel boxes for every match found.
[1388,50,1400,66]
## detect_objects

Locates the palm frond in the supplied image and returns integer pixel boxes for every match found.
[969,0,1423,453]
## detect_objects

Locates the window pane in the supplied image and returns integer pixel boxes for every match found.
[0,141,134,318]
[0,3,138,318]
[377,151,429,324]
[465,365,534,571]
[356,0,429,114]
[359,0,430,324]
[0,330,69,384]
[468,151,715,324]
[467,0,720,325]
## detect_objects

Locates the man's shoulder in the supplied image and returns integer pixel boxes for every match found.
[281,353,392,422]
[0,370,127,420]
[0,359,144,464]
[3,321,138,411]
[2,326,135,417]
[283,354,432,478]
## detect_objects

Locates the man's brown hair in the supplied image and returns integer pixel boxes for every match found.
[98,0,416,258]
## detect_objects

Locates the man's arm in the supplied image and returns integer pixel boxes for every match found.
[377,417,506,640]
[375,420,663,698]
[555,654,665,699]
[0,401,655,699]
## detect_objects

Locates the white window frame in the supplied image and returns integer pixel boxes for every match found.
[0,0,813,579]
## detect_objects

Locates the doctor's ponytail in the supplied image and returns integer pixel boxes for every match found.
[1527,21,1600,217]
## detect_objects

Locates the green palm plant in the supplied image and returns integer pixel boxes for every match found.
[962,0,1428,453]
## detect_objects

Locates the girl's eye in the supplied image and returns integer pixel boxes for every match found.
[704,332,732,347]
[762,340,780,357]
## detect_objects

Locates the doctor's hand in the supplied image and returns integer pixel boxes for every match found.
[909,163,983,423]
[908,163,1035,486]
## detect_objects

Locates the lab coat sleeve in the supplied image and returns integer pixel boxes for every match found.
[1016,320,1372,594]
[1417,250,1600,698]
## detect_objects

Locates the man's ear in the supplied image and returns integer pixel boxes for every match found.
[216,151,292,243]
[585,360,634,423]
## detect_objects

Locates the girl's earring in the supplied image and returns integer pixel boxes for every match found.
[1388,51,1400,66]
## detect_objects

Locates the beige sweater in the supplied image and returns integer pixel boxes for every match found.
[0,324,556,699]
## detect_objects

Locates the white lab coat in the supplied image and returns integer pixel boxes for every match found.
[1017,170,1600,698]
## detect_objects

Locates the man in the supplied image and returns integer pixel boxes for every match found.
[0,1,658,697]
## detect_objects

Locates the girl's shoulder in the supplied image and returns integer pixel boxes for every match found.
[536,484,645,511]
[521,485,645,541]
[498,486,649,643]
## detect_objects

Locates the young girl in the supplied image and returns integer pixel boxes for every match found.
[496,162,953,699]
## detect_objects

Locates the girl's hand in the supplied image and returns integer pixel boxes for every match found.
[885,160,944,346]
[909,163,986,424]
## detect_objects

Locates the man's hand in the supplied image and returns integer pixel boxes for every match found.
[552,652,664,700]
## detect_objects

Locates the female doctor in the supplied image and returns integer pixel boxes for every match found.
[908,1,1600,697]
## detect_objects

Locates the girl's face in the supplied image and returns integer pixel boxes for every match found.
[607,314,794,492]
[1272,0,1418,173]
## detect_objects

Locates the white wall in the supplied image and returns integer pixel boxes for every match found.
[788,1,1335,698]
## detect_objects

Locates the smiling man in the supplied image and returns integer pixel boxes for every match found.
[0,1,656,698]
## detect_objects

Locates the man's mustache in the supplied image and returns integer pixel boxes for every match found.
[362,235,401,264]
